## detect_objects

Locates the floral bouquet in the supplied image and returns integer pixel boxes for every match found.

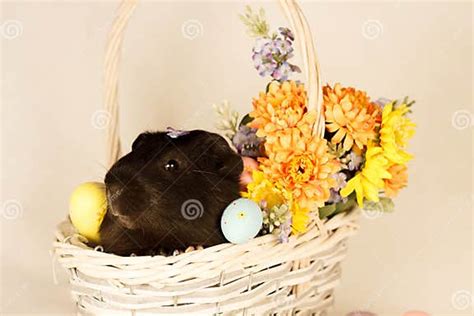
[215,7,416,242]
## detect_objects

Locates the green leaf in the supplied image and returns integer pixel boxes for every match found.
[363,197,394,213]
[239,114,253,127]
[318,193,358,220]
[239,6,270,38]
[318,204,336,219]
[334,197,357,215]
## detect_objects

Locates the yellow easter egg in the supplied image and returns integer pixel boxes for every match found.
[69,182,107,243]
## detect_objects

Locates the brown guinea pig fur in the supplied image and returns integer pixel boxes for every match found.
[99,130,243,256]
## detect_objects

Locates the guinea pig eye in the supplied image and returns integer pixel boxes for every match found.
[164,159,179,171]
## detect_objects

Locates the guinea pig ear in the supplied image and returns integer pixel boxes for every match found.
[199,132,243,178]
[131,132,152,151]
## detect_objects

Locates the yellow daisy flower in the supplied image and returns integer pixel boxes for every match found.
[243,170,311,234]
[291,202,310,234]
[340,143,392,207]
[242,170,285,209]
[380,102,416,164]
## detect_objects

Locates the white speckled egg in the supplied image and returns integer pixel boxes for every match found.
[221,198,263,244]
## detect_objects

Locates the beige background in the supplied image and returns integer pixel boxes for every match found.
[1,1,472,315]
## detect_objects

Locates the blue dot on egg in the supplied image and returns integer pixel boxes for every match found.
[220,198,263,244]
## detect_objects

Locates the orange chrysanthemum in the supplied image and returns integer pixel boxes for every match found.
[259,130,340,209]
[249,81,315,139]
[248,80,340,231]
[323,83,381,151]
[384,164,408,198]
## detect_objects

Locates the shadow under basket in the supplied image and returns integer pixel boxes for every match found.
[52,209,360,315]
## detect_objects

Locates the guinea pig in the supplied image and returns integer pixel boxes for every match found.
[99,129,243,256]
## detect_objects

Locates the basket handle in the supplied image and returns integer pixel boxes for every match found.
[104,0,323,168]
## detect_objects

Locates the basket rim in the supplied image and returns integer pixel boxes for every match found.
[53,208,360,261]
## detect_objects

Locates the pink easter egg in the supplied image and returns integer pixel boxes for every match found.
[242,157,258,171]
[403,311,430,316]
[240,157,259,189]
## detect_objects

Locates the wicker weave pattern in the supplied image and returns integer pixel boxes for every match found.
[53,0,361,314]
[54,210,359,315]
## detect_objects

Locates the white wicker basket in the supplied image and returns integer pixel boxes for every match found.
[53,0,361,314]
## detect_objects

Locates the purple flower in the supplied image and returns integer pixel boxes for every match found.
[166,127,189,138]
[271,38,293,55]
[253,52,277,77]
[328,189,348,204]
[272,62,292,81]
[278,27,294,41]
[333,173,347,190]
[279,217,292,243]
[253,38,272,53]
[328,189,342,204]
[232,125,265,158]
[374,97,391,108]
[347,152,363,171]
[327,172,348,204]
[251,27,301,81]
